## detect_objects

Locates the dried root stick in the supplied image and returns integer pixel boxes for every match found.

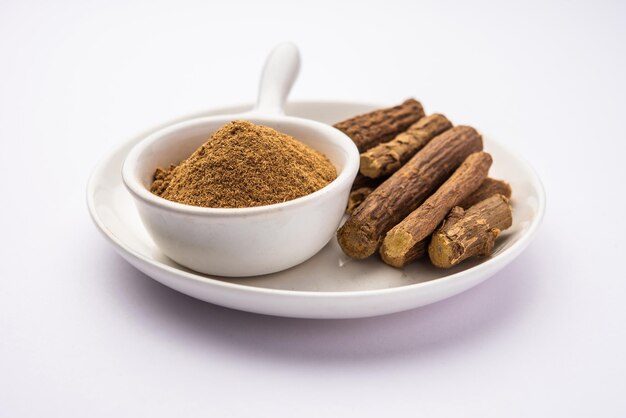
[337,126,483,259]
[380,152,492,268]
[429,195,513,268]
[459,177,511,209]
[359,114,452,178]
[334,99,425,152]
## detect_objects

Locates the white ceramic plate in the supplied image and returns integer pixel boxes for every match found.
[87,101,545,319]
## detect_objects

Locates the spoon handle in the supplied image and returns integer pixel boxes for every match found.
[254,42,301,115]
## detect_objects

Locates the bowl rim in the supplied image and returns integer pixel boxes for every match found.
[121,113,360,216]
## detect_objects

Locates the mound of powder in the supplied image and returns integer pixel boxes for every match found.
[151,120,337,208]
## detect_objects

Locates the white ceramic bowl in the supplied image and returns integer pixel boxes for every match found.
[122,114,359,277]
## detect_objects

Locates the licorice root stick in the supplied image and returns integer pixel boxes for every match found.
[337,126,483,259]
[429,195,513,268]
[380,152,492,268]
[359,113,452,178]
[333,99,425,152]
[459,177,511,209]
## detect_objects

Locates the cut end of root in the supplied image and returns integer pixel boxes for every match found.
[380,230,414,268]
[337,223,378,260]
[428,233,457,268]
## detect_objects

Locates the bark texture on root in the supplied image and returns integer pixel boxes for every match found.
[333,99,425,152]
[428,194,513,268]
[337,126,483,259]
[380,152,492,268]
[359,114,452,179]
[459,177,511,209]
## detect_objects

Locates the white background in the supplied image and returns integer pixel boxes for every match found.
[1,0,625,416]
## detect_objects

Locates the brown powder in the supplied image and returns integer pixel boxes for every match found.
[150,120,337,208]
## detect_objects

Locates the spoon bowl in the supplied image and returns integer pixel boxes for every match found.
[121,44,359,277]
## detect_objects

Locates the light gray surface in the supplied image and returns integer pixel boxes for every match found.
[1,0,624,416]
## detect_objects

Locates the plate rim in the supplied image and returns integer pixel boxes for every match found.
[86,100,546,299]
